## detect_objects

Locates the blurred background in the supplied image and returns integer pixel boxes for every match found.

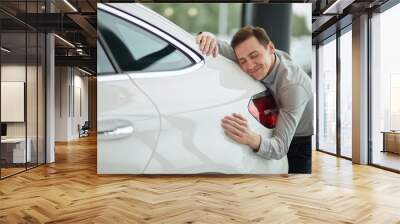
[143,3,311,75]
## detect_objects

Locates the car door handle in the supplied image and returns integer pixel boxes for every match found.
[98,119,134,140]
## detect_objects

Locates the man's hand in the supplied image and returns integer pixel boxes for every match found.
[221,113,261,151]
[196,32,219,57]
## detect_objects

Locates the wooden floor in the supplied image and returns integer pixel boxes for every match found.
[1,136,400,223]
[0,167,26,178]
[372,150,400,171]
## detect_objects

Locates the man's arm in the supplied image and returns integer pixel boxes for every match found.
[196,32,237,62]
[255,84,312,160]
[216,40,237,62]
[220,84,312,160]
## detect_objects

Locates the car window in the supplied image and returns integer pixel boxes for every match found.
[98,10,193,73]
[97,41,116,74]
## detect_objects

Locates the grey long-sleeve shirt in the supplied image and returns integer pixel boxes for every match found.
[218,40,314,160]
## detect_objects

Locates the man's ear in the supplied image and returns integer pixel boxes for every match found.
[263,42,275,53]
[267,42,275,53]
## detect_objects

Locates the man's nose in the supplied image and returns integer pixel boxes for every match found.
[249,60,258,70]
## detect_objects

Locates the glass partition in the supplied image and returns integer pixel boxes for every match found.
[27,31,38,169]
[0,1,46,179]
[1,31,27,178]
[38,32,45,165]
[26,0,41,169]
[317,37,337,155]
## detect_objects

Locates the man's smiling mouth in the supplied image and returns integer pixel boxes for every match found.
[250,65,262,73]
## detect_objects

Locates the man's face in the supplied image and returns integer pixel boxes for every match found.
[234,36,275,81]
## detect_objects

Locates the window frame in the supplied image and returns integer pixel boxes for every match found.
[97,4,203,75]
[97,38,118,76]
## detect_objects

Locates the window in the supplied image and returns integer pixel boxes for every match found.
[371,3,400,171]
[339,29,352,158]
[318,37,337,154]
[97,41,115,74]
[98,10,193,73]
[390,74,400,130]
[312,46,317,150]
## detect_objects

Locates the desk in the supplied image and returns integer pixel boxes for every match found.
[381,131,400,154]
[1,138,31,163]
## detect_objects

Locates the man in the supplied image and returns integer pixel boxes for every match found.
[196,26,313,173]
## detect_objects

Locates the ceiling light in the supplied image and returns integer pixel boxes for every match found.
[63,0,78,12]
[1,47,11,53]
[76,48,85,55]
[78,67,92,76]
[322,0,354,15]
[54,34,75,48]
[323,0,341,14]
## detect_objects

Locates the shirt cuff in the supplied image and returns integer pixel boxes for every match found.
[255,135,269,159]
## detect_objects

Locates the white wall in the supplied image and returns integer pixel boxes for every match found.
[55,67,89,141]
[73,73,89,137]
[55,66,69,141]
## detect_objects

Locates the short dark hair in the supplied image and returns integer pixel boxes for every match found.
[230,26,272,49]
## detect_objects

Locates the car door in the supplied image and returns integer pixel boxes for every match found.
[97,32,161,173]
[138,56,287,174]
[98,5,202,174]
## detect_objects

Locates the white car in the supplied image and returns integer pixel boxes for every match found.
[97,3,288,174]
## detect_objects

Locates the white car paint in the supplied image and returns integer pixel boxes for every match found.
[97,3,288,174]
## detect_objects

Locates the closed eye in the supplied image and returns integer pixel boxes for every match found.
[250,53,259,59]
